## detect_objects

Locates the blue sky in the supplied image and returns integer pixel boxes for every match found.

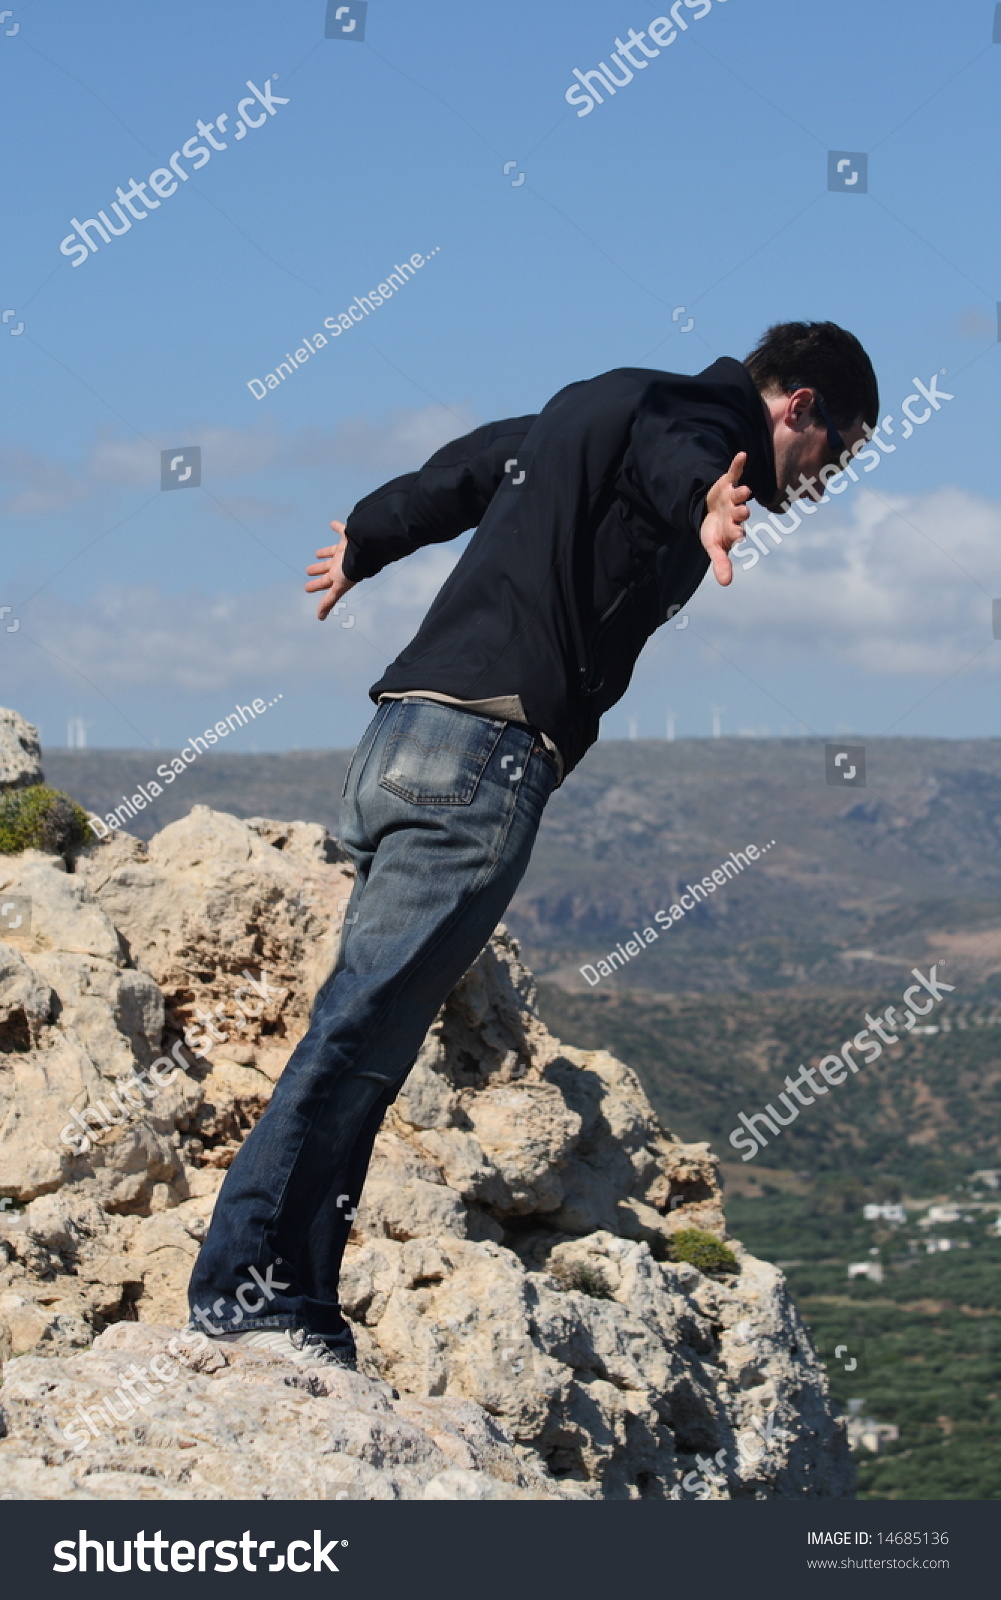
[2,0,1000,754]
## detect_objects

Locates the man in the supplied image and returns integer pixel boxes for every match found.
[187,320,877,1368]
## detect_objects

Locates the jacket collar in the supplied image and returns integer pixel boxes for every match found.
[701,356,778,509]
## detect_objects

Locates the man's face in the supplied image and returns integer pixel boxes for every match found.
[763,388,867,512]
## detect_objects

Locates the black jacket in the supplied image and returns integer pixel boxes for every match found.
[342,358,777,778]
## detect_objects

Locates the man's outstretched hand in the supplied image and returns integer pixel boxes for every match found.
[305,521,357,620]
[700,452,752,587]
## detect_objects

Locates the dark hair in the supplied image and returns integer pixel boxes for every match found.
[744,320,879,431]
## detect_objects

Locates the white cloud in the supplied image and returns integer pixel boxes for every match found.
[15,479,1001,726]
[0,404,475,514]
[290,405,476,473]
[0,446,90,515]
[6,546,461,698]
[693,485,1001,678]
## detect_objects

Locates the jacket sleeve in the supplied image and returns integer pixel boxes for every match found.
[627,417,737,543]
[341,415,537,581]
[625,384,752,543]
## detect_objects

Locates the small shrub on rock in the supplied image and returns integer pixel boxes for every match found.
[667,1228,738,1276]
[551,1260,615,1299]
[0,784,94,855]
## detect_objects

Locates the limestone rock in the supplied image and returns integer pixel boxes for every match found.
[0,709,43,792]
[77,807,353,1081]
[0,798,854,1500]
[0,1322,559,1500]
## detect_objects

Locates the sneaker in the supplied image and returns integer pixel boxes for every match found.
[203,1327,358,1372]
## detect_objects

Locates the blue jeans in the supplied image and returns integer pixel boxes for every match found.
[187,698,558,1348]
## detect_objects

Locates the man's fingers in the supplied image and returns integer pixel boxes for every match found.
[703,529,734,587]
[712,548,733,586]
[308,522,351,620]
[727,451,747,483]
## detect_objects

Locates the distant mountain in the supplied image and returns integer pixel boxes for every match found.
[507,737,1001,996]
[45,748,351,842]
[48,737,1001,998]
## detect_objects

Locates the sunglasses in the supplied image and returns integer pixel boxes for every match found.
[785,381,847,463]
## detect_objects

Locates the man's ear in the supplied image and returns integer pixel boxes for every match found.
[786,387,816,433]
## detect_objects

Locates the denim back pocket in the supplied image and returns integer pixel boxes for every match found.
[378,700,506,805]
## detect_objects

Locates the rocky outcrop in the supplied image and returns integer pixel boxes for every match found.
[0,803,854,1500]
[0,710,43,793]
[0,1321,560,1501]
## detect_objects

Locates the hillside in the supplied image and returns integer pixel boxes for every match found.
[533,981,1001,1501]
[48,737,1001,998]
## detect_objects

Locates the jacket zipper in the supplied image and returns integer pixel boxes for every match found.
[580,583,636,696]
[563,486,639,697]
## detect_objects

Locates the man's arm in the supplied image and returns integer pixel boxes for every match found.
[305,414,536,619]
[627,406,754,586]
[343,415,536,581]
[628,413,737,535]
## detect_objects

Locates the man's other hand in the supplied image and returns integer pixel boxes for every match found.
[700,452,752,587]
[306,521,357,620]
